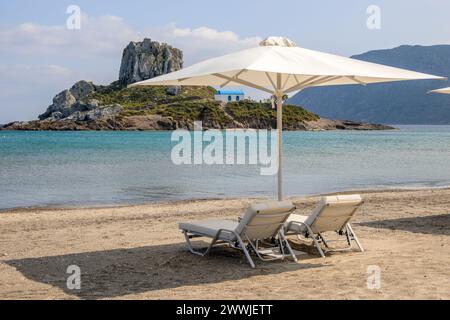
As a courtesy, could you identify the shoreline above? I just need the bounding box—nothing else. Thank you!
[2,185,450,214]
[4,124,450,131]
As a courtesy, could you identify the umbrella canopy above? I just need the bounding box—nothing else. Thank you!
[429,87,450,94]
[130,36,445,201]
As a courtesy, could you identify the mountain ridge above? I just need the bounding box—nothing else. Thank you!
[289,44,450,124]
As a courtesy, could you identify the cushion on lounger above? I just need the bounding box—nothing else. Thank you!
[179,200,295,241]
[179,219,239,241]
[285,214,308,233]
[236,200,295,239]
[322,194,362,205]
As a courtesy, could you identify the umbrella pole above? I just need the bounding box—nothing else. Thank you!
[276,91,283,201]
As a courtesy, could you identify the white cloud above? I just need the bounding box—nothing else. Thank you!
[146,23,262,64]
[0,16,261,64]
[0,14,140,58]
[0,64,72,78]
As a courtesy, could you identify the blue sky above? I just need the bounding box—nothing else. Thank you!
[1,0,450,122]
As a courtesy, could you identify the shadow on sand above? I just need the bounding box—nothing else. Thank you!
[360,214,450,236]
[5,242,323,299]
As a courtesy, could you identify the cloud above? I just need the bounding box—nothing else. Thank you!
[0,64,72,79]
[0,16,261,64]
[146,23,262,64]
[0,14,140,58]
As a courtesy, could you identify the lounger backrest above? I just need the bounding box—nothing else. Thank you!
[236,201,295,240]
[305,195,363,234]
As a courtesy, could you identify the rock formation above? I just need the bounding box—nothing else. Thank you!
[37,38,183,123]
[38,81,98,120]
[37,80,122,122]
[118,38,183,85]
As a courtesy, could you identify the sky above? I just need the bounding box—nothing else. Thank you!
[1,0,450,123]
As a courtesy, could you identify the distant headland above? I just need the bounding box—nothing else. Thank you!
[1,38,393,131]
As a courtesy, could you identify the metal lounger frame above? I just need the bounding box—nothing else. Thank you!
[181,210,298,268]
[285,221,364,258]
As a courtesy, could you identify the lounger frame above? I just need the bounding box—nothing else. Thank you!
[181,209,297,268]
[285,221,364,258]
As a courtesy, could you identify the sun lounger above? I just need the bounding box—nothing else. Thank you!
[284,195,364,257]
[179,201,297,268]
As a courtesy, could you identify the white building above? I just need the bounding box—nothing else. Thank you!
[214,90,245,103]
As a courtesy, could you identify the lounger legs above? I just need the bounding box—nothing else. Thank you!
[279,229,298,262]
[318,233,329,249]
[289,222,363,257]
[248,231,298,263]
[309,234,326,258]
[182,230,256,268]
[182,230,218,256]
[235,235,256,268]
[292,223,326,258]
[182,229,299,268]
[346,223,364,252]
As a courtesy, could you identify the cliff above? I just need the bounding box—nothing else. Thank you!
[119,38,183,85]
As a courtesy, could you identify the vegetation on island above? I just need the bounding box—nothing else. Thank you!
[87,82,320,128]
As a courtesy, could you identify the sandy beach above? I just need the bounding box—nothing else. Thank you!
[0,188,449,300]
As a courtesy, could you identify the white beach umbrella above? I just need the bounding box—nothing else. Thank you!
[131,36,445,201]
[429,87,450,94]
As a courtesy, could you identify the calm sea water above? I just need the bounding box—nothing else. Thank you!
[1,125,449,209]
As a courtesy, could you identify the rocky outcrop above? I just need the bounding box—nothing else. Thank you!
[2,118,121,131]
[120,115,177,130]
[37,38,184,123]
[65,104,122,122]
[303,118,394,131]
[165,86,181,96]
[118,38,183,85]
[37,81,123,123]
[38,81,101,120]
[34,39,183,124]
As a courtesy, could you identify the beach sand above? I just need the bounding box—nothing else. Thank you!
[0,188,449,300]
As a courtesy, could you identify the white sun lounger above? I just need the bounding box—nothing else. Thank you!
[179,201,297,268]
[285,195,364,258]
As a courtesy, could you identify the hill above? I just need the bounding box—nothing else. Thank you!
[0,80,391,131]
[289,45,450,124]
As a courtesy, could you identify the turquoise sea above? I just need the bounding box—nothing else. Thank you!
[1,125,449,209]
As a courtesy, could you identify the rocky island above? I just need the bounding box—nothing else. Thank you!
[1,38,393,131]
